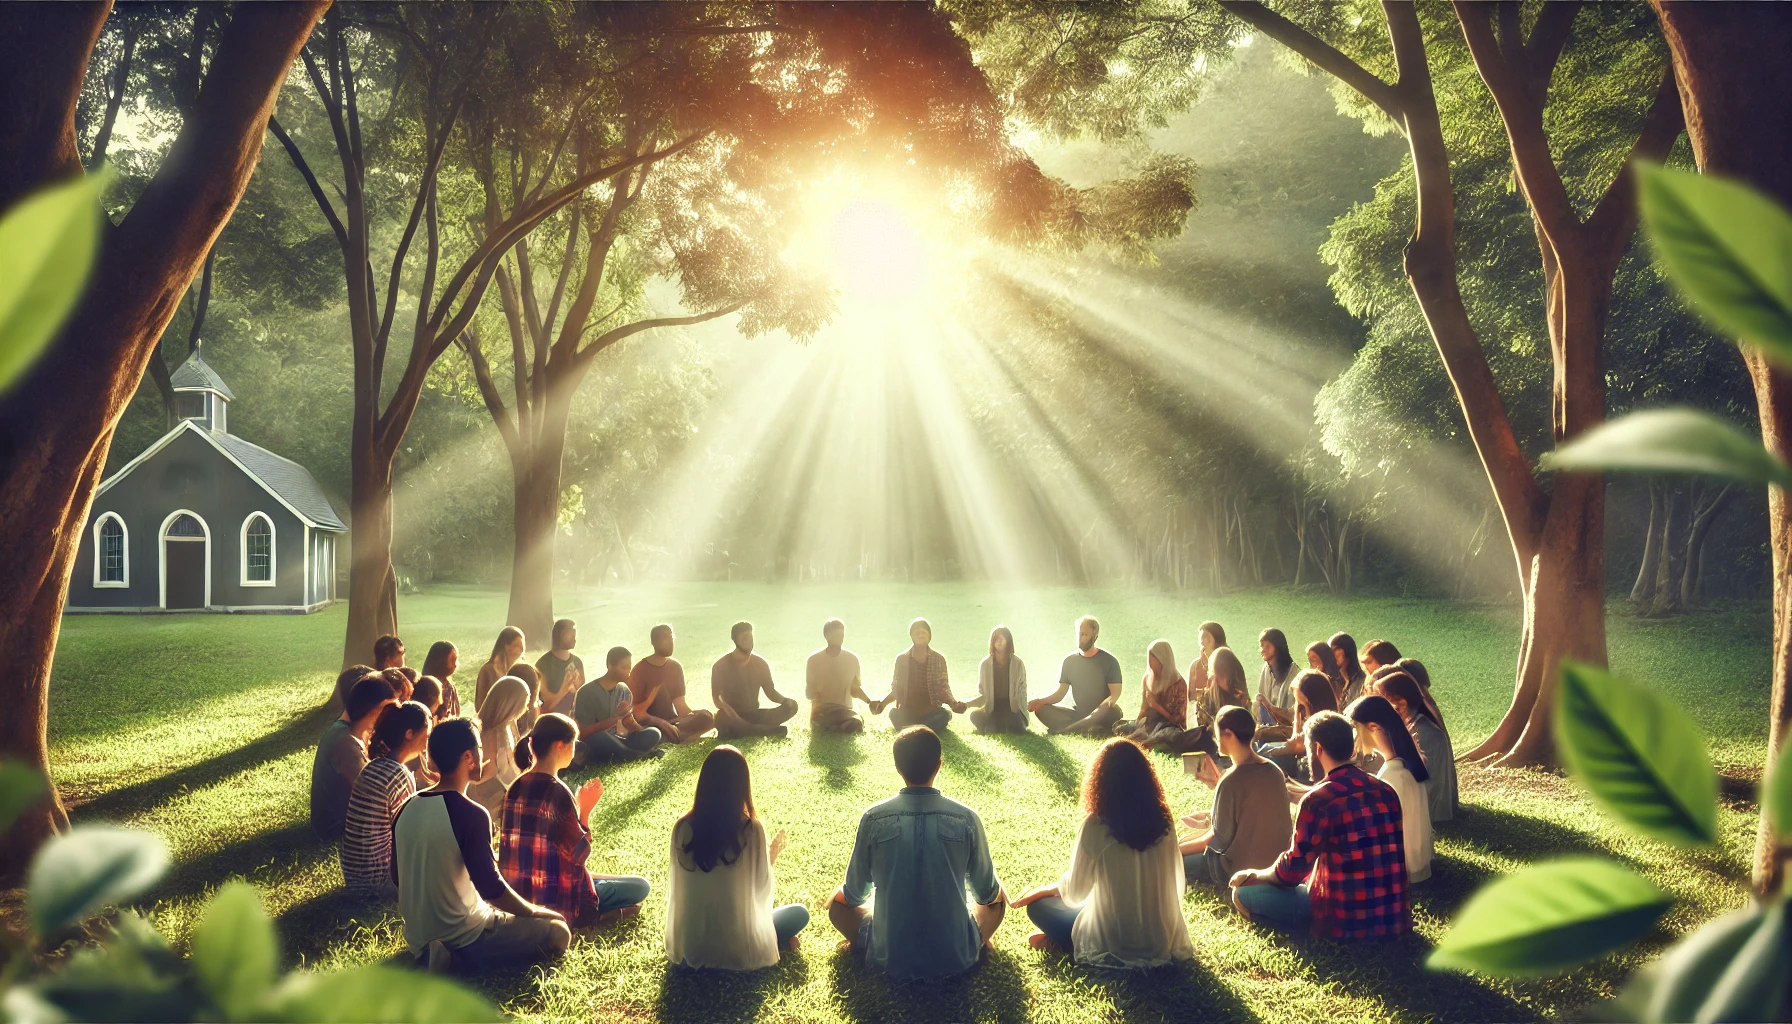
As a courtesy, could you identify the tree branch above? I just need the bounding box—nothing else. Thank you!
[575,303,746,367]
[1522,1,1581,95]
[1218,0,1405,126]
[267,114,349,249]
[458,329,522,456]
[88,19,139,170]
[1456,1,1578,237]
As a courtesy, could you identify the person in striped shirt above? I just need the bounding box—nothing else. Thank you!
[341,701,433,899]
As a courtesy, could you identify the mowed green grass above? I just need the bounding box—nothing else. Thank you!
[45,583,1773,1023]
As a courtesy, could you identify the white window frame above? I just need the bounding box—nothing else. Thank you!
[92,511,129,588]
[158,509,212,610]
[240,511,276,587]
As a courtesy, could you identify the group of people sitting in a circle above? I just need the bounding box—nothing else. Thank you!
[308,614,1459,977]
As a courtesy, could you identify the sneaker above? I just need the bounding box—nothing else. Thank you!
[424,939,453,975]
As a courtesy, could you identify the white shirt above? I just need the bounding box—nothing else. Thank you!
[665,817,780,970]
[1378,757,1433,884]
[1058,814,1194,969]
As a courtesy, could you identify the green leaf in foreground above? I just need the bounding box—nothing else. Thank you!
[27,824,169,938]
[1555,660,1719,847]
[1769,741,1792,844]
[1621,901,1766,1023]
[1638,162,1792,367]
[0,758,49,833]
[1429,856,1672,976]
[0,170,108,394]
[261,965,500,1023]
[1542,408,1792,489]
[192,881,278,1020]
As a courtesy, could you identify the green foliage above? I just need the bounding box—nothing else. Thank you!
[1427,856,1672,975]
[28,825,170,939]
[0,170,108,394]
[1638,162,1792,368]
[1624,900,1792,1024]
[262,965,502,1023]
[0,760,48,833]
[1771,742,1792,844]
[1545,408,1792,488]
[190,882,277,1020]
[1555,660,1718,847]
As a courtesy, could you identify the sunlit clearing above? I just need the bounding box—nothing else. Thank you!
[830,200,928,302]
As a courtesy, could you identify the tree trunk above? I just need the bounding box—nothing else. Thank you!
[505,411,566,644]
[1650,484,1690,617]
[1632,480,1663,606]
[1654,0,1792,895]
[0,0,324,879]
[1681,483,1735,609]
[341,452,397,678]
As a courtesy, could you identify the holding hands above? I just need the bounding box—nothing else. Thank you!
[1009,884,1058,909]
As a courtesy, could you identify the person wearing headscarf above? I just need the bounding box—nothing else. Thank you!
[1114,640,1187,749]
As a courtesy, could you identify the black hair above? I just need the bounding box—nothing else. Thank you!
[370,701,431,760]
[679,745,757,872]
[373,634,404,665]
[413,675,443,709]
[1363,639,1402,666]
[1376,672,1440,727]
[1214,704,1255,746]
[1329,633,1364,683]
[1260,628,1293,676]
[1085,739,1173,853]
[730,621,754,644]
[515,712,578,773]
[1197,621,1227,650]
[1305,710,1357,766]
[1347,695,1430,783]
[347,675,395,721]
[428,717,479,776]
[422,642,457,680]
[606,646,630,668]
[893,726,942,786]
[551,619,576,646]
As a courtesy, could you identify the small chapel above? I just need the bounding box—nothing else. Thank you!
[66,343,347,613]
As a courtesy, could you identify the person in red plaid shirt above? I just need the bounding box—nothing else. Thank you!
[1229,710,1411,941]
[499,713,650,927]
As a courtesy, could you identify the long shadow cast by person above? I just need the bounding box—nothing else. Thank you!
[272,883,404,966]
[806,729,868,791]
[147,823,328,907]
[578,743,710,828]
[1032,948,1264,1024]
[1001,733,1083,801]
[657,950,812,1024]
[827,942,1032,1024]
[937,730,1001,791]
[71,703,339,823]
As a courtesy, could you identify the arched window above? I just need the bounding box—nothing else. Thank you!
[241,512,275,586]
[93,512,128,587]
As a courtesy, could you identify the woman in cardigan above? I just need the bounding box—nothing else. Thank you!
[968,626,1029,733]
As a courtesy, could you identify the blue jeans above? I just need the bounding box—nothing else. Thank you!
[1183,849,1230,887]
[772,903,809,948]
[593,874,651,915]
[1233,880,1312,932]
[1025,895,1080,952]
[577,727,663,763]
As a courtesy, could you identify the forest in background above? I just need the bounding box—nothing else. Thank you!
[95,24,1765,606]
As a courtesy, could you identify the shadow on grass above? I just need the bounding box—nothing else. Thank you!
[1033,949,1263,1024]
[939,731,1001,790]
[1252,924,1541,1023]
[1002,733,1083,801]
[149,823,327,907]
[827,944,1032,1024]
[806,730,868,790]
[580,744,709,827]
[69,703,338,823]
[273,885,401,966]
[657,952,811,1024]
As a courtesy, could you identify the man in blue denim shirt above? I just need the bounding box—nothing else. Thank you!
[829,727,1007,979]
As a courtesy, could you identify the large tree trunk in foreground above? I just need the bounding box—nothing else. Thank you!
[1655,0,1792,897]
[0,0,325,879]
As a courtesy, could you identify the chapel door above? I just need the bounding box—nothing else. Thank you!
[163,513,208,609]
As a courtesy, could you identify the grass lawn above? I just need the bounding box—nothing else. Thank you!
[44,583,1773,1023]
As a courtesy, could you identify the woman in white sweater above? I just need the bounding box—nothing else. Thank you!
[968,626,1029,733]
[1012,738,1194,968]
[1347,694,1434,884]
[665,745,807,970]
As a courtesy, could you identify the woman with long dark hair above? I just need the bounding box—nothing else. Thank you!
[665,746,808,968]
[970,626,1029,733]
[1395,657,1446,728]
[1160,645,1251,755]
[420,641,462,719]
[1254,629,1299,732]
[476,626,526,711]
[1379,671,1456,824]
[1012,739,1193,967]
[1258,670,1340,782]
[1187,621,1226,695]
[499,713,650,926]
[342,701,432,899]
[1347,695,1433,883]
[1306,640,1346,707]
[1329,632,1367,705]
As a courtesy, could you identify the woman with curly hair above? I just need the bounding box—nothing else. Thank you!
[1011,739,1194,968]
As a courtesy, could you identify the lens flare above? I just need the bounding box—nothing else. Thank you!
[830,200,927,302]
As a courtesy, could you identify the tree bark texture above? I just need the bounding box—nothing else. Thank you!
[1654,0,1792,896]
[1632,480,1663,606]
[0,0,326,879]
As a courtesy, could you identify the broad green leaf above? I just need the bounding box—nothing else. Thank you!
[1542,408,1792,489]
[27,824,169,938]
[1628,902,1765,1023]
[1689,898,1790,1023]
[1638,162,1792,367]
[1769,742,1792,844]
[0,759,48,834]
[1556,660,1719,847]
[1429,856,1672,976]
[261,965,501,1023]
[0,170,108,394]
[192,881,278,1020]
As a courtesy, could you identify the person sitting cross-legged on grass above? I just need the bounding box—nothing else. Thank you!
[1346,695,1433,884]
[1179,706,1292,886]
[574,647,664,764]
[1229,710,1411,941]
[712,622,799,739]
[1030,616,1124,736]
[872,618,964,733]
[967,626,1028,734]
[476,626,527,714]
[1113,639,1187,748]
[311,674,398,841]
[1158,646,1251,756]
[666,746,809,969]
[342,700,433,900]
[1257,670,1340,783]
[1378,670,1457,824]
[806,618,873,734]
[1329,633,1368,706]
[534,619,585,720]
[830,727,1007,980]
[1012,738,1194,968]
[629,624,716,743]
[1251,629,1300,741]
[500,713,649,928]
[421,641,463,720]
[396,717,571,976]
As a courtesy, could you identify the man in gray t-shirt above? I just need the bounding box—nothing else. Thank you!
[1028,616,1124,735]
